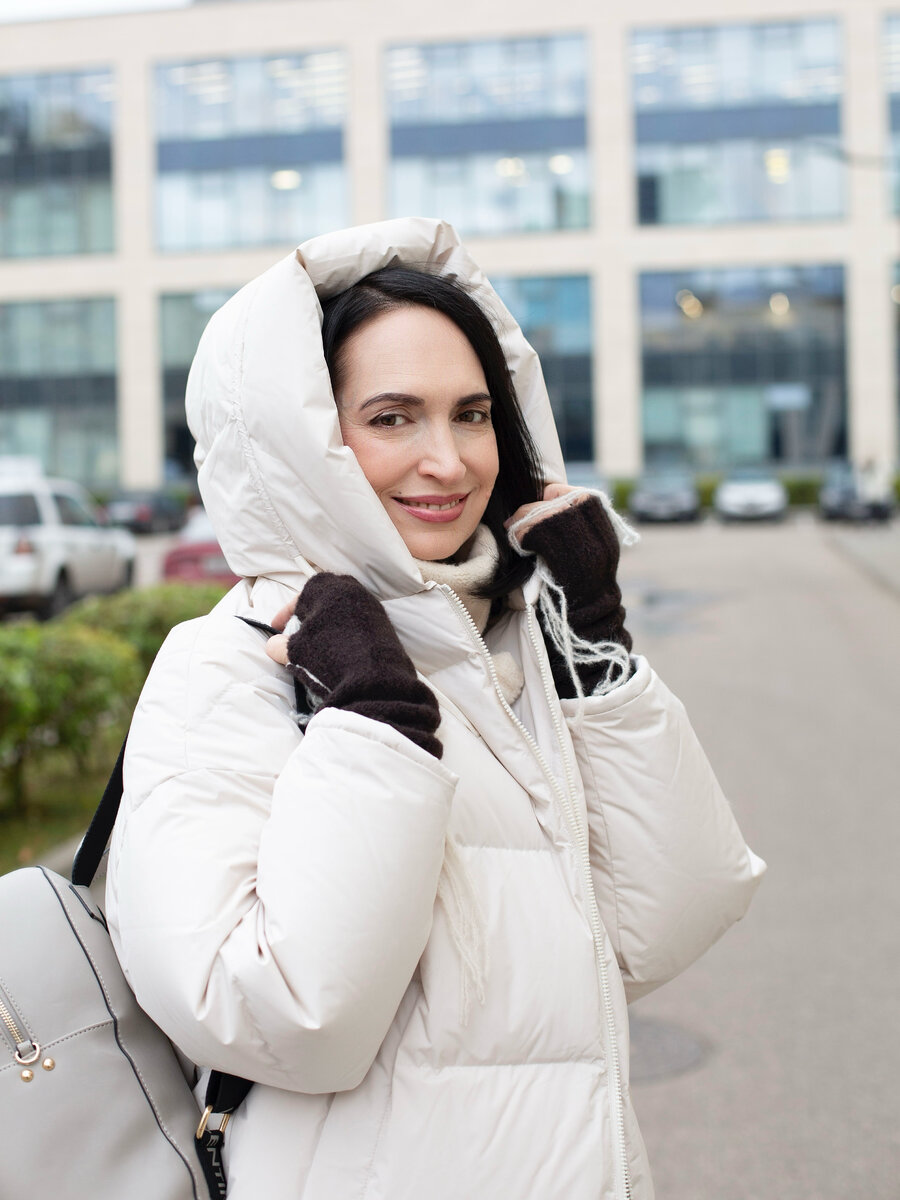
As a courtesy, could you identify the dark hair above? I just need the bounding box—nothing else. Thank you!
[321,267,545,599]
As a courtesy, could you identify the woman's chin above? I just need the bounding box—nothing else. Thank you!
[397,522,474,563]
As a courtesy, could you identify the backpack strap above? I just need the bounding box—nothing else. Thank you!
[195,1071,255,1198]
[70,620,293,1196]
[71,737,127,888]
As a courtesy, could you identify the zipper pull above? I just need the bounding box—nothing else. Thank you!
[16,1039,40,1065]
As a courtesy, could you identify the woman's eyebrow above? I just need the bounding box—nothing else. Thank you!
[359,391,424,411]
[357,391,492,412]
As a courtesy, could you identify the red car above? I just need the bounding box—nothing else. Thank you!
[162,509,239,586]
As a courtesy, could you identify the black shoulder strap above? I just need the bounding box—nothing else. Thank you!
[71,736,127,887]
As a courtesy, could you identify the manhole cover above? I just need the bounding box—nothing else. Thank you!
[629,1015,710,1082]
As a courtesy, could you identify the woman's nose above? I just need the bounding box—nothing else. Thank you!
[417,425,466,483]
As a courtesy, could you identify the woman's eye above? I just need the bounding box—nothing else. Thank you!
[372,412,406,428]
[458,409,491,424]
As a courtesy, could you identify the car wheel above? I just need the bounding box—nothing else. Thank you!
[41,572,74,621]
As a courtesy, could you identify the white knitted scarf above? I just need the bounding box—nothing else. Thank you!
[417,524,524,705]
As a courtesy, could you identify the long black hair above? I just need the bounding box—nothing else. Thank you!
[321,267,545,598]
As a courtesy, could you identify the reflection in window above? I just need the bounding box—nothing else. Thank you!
[632,20,843,224]
[0,69,114,257]
[154,52,347,251]
[392,150,589,236]
[0,298,117,484]
[160,289,236,476]
[387,37,589,236]
[640,266,845,469]
[491,275,592,462]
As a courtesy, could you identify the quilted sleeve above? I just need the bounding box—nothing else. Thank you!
[106,612,456,1093]
[562,656,765,1001]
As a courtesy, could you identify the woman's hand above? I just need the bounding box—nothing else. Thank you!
[507,488,633,699]
[504,483,589,544]
[263,574,443,758]
[264,595,300,667]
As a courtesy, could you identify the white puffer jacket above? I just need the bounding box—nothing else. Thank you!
[106,218,765,1200]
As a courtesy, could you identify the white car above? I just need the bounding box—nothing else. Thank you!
[713,468,788,522]
[0,466,136,619]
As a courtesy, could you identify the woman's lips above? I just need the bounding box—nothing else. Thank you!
[393,493,468,523]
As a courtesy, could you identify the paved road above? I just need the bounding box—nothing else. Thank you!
[617,515,900,1200]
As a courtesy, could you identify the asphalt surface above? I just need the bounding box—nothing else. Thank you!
[618,514,900,1200]
[59,516,900,1195]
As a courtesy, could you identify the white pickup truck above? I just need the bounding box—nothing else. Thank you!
[0,467,135,619]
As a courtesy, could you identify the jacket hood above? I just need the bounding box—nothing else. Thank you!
[186,217,565,601]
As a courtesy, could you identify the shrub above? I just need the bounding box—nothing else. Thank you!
[780,474,823,506]
[611,479,635,512]
[58,582,228,674]
[0,623,141,813]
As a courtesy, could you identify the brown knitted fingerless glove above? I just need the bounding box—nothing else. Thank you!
[519,497,633,699]
[286,573,443,759]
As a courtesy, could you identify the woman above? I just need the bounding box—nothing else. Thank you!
[106,218,764,1200]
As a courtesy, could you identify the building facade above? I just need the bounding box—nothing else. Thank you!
[0,0,898,487]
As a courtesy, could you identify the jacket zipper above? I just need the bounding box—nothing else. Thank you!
[440,586,633,1200]
[0,982,41,1066]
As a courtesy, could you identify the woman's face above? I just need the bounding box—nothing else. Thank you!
[334,305,500,562]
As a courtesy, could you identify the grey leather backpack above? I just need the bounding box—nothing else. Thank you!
[0,741,252,1200]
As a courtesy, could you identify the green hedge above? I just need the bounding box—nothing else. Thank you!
[0,623,142,813]
[58,582,228,673]
[1,583,227,817]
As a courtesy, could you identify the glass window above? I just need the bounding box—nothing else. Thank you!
[0,494,41,526]
[387,36,586,124]
[632,19,843,225]
[391,148,589,238]
[154,52,348,251]
[632,19,841,110]
[639,265,845,469]
[54,492,96,527]
[491,275,593,462]
[0,68,114,257]
[160,289,237,477]
[0,298,117,485]
[387,35,588,237]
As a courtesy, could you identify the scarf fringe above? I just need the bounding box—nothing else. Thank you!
[437,837,488,1026]
[507,487,639,722]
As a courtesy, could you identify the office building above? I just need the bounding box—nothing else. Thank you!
[0,0,897,486]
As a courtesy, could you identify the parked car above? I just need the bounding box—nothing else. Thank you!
[105,488,187,534]
[628,470,700,523]
[162,508,239,586]
[713,468,788,522]
[0,469,136,619]
[818,461,895,522]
